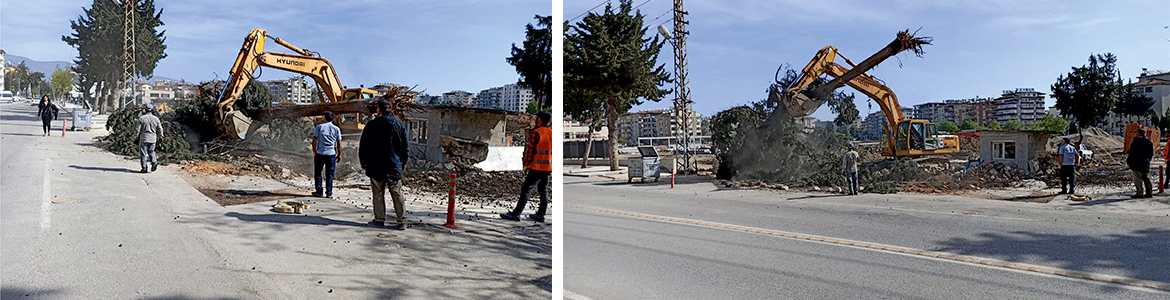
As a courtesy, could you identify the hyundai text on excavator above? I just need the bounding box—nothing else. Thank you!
[772,30,959,157]
[215,29,385,139]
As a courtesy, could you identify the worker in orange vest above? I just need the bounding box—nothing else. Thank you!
[501,111,552,223]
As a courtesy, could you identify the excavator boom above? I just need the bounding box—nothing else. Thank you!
[216,29,380,139]
[772,30,956,157]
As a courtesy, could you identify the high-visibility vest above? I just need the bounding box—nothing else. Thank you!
[529,127,553,172]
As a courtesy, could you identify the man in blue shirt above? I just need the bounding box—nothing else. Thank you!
[312,111,342,198]
[1058,138,1079,194]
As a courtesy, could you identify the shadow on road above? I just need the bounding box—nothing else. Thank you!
[225,212,368,227]
[1,132,45,137]
[69,164,140,174]
[935,228,1170,284]
[0,287,66,299]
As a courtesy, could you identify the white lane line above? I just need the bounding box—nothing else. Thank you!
[563,290,595,300]
[41,160,51,229]
[568,205,1170,292]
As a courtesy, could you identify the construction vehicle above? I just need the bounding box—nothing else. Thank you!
[215,29,383,139]
[773,30,958,157]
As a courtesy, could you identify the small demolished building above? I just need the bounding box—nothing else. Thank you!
[977,129,1060,174]
[404,106,535,171]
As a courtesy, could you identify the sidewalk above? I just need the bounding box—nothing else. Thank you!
[13,111,550,299]
[563,164,627,178]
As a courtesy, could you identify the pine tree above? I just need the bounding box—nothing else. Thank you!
[507,15,551,111]
[565,0,672,170]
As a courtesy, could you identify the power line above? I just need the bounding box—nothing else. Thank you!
[633,0,653,10]
[569,0,610,23]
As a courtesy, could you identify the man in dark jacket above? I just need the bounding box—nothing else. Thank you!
[359,99,411,230]
[1127,128,1155,198]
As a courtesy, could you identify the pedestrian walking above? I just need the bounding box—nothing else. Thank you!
[358,99,410,230]
[1127,128,1155,198]
[501,111,552,223]
[843,143,860,195]
[36,96,58,136]
[311,111,341,198]
[1058,138,1079,194]
[136,104,164,173]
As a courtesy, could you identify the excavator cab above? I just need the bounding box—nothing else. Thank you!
[887,120,958,156]
[333,88,380,130]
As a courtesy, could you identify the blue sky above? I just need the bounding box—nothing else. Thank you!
[2,0,550,95]
[565,0,1170,121]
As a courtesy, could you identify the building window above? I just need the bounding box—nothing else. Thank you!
[408,119,427,144]
[992,141,1016,159]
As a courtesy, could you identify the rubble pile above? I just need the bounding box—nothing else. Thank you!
[1051,127,1125,155]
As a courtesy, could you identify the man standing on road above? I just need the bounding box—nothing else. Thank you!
[501,111,552,223]
[1127,128,1155,198]
[136,104,163,174]
[843,143,860,195]
[311,111,341,198]
[1058,138,1079,194]
[359,100,410,230]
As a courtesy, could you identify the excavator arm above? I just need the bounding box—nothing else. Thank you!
[772,30,955,157]
[216,29,368,139]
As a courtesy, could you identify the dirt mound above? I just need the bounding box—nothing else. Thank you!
[1052,127,1124,156]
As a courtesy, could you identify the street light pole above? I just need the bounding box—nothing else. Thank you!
[659,0,694,173]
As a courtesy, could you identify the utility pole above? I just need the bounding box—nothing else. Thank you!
[121,0,137,108]
[671,0,694,172]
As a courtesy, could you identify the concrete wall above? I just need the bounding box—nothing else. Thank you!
[979,131,1052,174]
[403,107,512,169]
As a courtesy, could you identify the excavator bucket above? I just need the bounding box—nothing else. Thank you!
[218,110,264,140]
[771,89,823,118]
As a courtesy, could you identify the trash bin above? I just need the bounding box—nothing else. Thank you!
[71,109,92,131]
[628,146,661,183]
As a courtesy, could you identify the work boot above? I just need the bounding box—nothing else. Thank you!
[1141,194,1154,198]
[395,222,408,231]
[366,220,386,227]
[499,213,520,221]
[140,169,149,174]
[311,191,323,198]
[1131,194,1145,199]
[151,162,158,172]
[528,214,545,223]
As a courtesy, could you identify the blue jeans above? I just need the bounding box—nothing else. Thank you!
[845,171,858,194]
[139,142,156,171]
[314,154,336,196]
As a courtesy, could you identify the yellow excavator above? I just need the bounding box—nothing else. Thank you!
[215,29,381,139]
[774,30,958,157]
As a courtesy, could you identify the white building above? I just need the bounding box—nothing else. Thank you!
[563,118,608,141]
[1138,69,1170,117]
[441,90,475,106]
[616,107,705,146]
[263,77,314,105]
[994,88,1046,126]
[500,84,534,112]
[1,49,6,92]
[136,83,173,104]
[476,87,502,109]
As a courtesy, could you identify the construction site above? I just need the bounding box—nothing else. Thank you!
[635,29,1166,204]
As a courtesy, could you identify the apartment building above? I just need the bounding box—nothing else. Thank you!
[994,88,1046,126]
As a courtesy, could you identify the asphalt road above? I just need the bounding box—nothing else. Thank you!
[1,103,551,299]
[564,175,1170,299]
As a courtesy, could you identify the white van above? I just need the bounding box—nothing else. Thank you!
[0,91,13,102]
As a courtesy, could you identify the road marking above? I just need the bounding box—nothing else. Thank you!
[41,161,51,229]
[567,204,1170,292]
[563,290,595,300]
